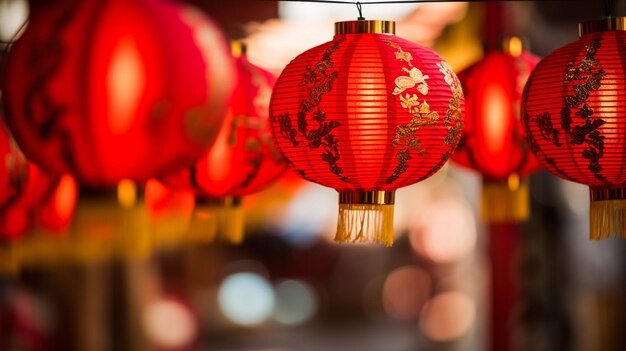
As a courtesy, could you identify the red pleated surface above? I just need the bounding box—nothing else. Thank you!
[2,0,235,186]
[522,31,626,187]
[270,33,464,192]
[163,56,287,197]
[454,51,542,180]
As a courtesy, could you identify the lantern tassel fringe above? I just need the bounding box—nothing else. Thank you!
[335,204,394,247]
[590,199,626,240]
[189,202,245,245]
[481,180,530,223]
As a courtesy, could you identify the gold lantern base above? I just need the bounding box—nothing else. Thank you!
[189,196,245,245]
[335,191,395,247]
[481,176,530,223]
[590,187,626,240]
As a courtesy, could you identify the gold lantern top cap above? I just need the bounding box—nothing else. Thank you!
[580,17,626,36]
[335,20,395,35]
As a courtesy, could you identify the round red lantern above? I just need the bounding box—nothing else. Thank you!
[163,41,286,244]
[269,20,464,246]
[454,45,542,223]
[522,18,626,239]
[2,0,236,186]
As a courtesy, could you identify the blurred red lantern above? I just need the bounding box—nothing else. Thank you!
[269,20,464,246]
[163,42,286,244]
[2,0,236,186]
[0,120,27,209]
[522,18,626,239]
[0,121,68,272]
[0,122,54,241]
[453,44,542,223]
[35,174,78,233]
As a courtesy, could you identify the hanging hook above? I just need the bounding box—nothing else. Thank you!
[356,1,365,20]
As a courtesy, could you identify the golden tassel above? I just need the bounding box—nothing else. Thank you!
[149,213,191,249]
[218,197,245,244]
[481,174,530,223]
[71,181,152,262]
[590,187,626,240]
[189,204,218,244]
[189,197,245,245]
[334,191,395,247]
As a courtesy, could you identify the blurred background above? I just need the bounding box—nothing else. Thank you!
[2,0,626,351]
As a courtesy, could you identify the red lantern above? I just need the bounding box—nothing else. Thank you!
[2,0,236,186]
[453,46,542,222]
[36,174,78,234]
[522,18,626,239]
[163,42,286,244]
[0,121,27,210]
[0,123,55,241]
[269,20,464,246]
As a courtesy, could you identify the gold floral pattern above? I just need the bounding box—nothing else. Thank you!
[383,39,440,184]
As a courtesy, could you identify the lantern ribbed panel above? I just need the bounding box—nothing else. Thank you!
[2,0,235,186]
[455,51,542,180]
[523,31,626,187]
[270,33,464,192]
[522,29,626,238]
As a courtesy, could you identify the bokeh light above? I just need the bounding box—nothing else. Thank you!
[409,196,476,264]
[419,292,476,342]
[272,280,318,326]
[142,297,197,349]
[382,266,431,321]
[277,183,336,247]
[0,0,28,41]
[218,272,276,327]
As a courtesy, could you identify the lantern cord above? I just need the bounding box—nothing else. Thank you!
[356,1,365,20]
[267,0,569,4]
[604,0,614,18]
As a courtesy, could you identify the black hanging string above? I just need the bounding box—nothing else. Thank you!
[604,0,614,18]
[356,1,365,20]
[269,0,559,4]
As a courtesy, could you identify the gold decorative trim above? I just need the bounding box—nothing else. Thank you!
[580,17,626,36]
[335,20,395,35]
[502,37,523,57]
[590,187,626,201]
[195,196,242,207]
[339,191,395,205]
[231,40,247,58]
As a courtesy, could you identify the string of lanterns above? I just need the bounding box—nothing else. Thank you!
[0,0,624,271]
